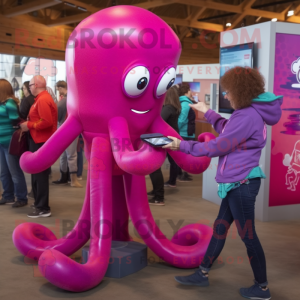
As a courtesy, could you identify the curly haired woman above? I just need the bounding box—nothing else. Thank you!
[164,67,283,300]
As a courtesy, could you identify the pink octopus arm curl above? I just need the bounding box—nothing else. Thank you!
[13,174,91,260]
[150,117,216,174]
[123,173,213,268]
[37,137,112,292]
[108,117,166,176]
[20,115,83,174]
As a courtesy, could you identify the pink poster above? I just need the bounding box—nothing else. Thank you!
[270,33,300,207]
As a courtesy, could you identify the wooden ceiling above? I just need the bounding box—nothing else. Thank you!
[1,0,300,63]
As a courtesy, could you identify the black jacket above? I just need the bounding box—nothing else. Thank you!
[161,104,180,133]
[19,94,35,120]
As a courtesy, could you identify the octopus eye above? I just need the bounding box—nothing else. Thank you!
[123,66,150,97]
[155,67,176,97]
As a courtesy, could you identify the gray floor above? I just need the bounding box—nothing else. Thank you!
[0,161,299,300]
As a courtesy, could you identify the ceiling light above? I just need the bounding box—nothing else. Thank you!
[226,23,231,27]
[287,10,294,17]
[271,18,277,22]
[77,6,87,11]
[64,1,76,8]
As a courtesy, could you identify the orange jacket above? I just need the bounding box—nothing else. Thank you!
[27,90,58,143]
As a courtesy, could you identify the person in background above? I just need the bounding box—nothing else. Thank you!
[20,75,57,218]
[20,81,36,199]
[148,86,181,205]
[164,67,282,300]
[77,134,84,180]
[46,86,57,103]
[52,80,82,188]
[19,81,35,120]
[177,83,196,182]
[0,79,28,208]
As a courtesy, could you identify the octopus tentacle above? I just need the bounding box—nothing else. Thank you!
[20,116,83,174]
[13,175,91,260]
[149,116,216,174]
[37,137,112,292]
[123,173,213,268]
[108,117,166,176]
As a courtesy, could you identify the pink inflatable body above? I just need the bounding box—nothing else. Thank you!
[13,6,215,292]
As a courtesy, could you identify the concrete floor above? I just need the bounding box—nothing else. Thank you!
[0,161,299,300]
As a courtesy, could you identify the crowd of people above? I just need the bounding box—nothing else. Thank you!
[0,75,84,218]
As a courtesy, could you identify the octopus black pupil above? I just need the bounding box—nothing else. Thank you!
[137,77,148,90]
[167,78,175,90]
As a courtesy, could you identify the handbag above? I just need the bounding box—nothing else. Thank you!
[8,129,29,156]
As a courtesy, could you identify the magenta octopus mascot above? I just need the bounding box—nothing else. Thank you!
[13,6,215,292]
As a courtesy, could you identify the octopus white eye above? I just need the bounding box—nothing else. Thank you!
[156,67,176,97]
[123,66,150,97]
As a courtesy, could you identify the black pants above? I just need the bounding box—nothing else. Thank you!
[149,168,164,200]
[29,137,50,210]
[178,136,194,177]
[167,153,178,185]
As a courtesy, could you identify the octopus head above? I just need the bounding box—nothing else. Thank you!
[66,6,181,136]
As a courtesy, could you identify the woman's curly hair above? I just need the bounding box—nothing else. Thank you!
[220,67,265,109]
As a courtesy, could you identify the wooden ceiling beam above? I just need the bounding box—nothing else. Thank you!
[189,7,206,22]
[160,16,224,31]
[228,0,257,29]
[3,0,62,17]
[135,0,176,10]
[176,0,242,14]
[178,27,190,41]
[47,12,90,27]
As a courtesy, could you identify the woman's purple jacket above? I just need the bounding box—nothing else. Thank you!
[179,92,283,183]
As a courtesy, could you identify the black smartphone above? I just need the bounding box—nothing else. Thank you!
[141,133,173,147]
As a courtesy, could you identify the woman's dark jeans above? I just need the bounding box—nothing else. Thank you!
[200,178,268,286]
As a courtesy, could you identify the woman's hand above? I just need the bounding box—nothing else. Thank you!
[189,101,209,114]
[20,122,29,132]
[162,136,181,151]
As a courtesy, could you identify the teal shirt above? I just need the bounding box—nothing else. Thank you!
[0,99,19,146]
[218,166,266,199]
[178,96,195,138]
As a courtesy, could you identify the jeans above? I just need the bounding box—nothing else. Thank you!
[200,178,268,286]
[77,134,84,177]
[167,153,178,185]
[61,137,78,173]
[0,143,28,202]
[29,138,50,210]
[149,168,164,200]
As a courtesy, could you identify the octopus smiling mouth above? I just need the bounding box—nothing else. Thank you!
[131,109,150,114]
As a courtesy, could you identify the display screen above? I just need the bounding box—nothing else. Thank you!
[219,43,254,113]
[145,137,173,146]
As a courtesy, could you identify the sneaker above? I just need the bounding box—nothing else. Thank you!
[164,182,176,188]
[12,201,27,208]
[148,197,165,206]
[174,269,209,287]
[147,190,155,196]
[30,203,35,208]
[240,281,271,300]
[177,175,192,182]
[0,198,15,205]
[27,208,51,218]
[77,176,83,181]
[28,190,34,199]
